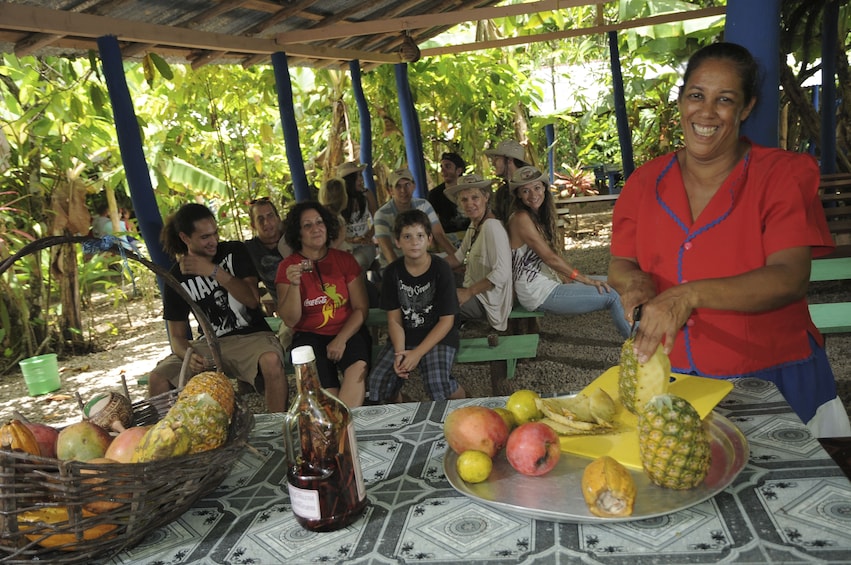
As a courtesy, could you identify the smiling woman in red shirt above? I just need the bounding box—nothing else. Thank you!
[608,42,851,438]
[276,201,370,408]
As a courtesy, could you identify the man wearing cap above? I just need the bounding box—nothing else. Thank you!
[374,167,461,270]
[485,139,530,223]
[428,152,470,239]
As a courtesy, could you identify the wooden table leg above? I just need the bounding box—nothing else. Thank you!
[490,360,512,396]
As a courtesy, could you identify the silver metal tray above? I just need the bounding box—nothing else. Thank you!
[444,411,748,523]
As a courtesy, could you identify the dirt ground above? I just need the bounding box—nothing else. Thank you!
[2,207,850,429]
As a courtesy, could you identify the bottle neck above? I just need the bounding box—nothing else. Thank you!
[294,360,322,395]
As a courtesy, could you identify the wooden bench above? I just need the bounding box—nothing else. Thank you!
[809,256,851,334]
[820,172,851,258]
[554,193,620,236]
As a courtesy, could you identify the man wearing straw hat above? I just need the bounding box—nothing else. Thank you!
[485,139,530,223]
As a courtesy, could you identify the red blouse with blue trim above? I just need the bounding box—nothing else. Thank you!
[611,141,834,377]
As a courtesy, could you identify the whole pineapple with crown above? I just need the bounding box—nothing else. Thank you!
[637,394,711,489]
[179,371,235,420]
[619,338,670,415]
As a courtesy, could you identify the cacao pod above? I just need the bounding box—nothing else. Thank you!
[0,419,42,457]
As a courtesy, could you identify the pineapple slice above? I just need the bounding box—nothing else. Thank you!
[618,337,670,415]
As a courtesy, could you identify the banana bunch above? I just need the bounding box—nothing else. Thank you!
[535,388,618,435]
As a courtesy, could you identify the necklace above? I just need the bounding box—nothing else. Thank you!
[463,209,490,266]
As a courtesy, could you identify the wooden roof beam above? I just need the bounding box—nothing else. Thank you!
[0,2,398,64]
[276,0,608,44]
[421,6,726,57]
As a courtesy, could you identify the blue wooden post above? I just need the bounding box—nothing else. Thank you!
[97,35,169,269]
[810,86,820,155]
[545,123,555,185]
[271,52,310,201]
[820,0,839,174]
[394,63,427,197]
[608,31,635,182]
[349,60,376,194]
[725,0,782,147]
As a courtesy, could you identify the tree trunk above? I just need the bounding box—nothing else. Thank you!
[56,242,85,353]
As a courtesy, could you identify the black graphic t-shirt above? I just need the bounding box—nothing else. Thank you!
[163,240,270,338]
[380,254,459,350]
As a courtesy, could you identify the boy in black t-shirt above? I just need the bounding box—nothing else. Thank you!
[367,210,466,402]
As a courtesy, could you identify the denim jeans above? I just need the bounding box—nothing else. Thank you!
[538,275,631,338]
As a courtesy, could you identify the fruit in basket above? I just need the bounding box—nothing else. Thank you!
[168,392,230,453]
[80,457,127,514]
[444,406,509,458]
[581,456,637,517]
[56,421,113,461]
[456,450,493,484]
[619,337,670,415]
[20,421,59,459]
[505,389,543,424]
[131,418,191,462]
[505,422,560,476]
[179,370,235,419]
[18,506,118,550]
[0,419,42,457]
[85,391,134,433]
[638,394,711,490]
[104,426,150,463]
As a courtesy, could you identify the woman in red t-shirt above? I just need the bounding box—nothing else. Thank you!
[609,42,849,437]
[276,201,370,408]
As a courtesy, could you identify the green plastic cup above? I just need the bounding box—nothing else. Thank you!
[19,353,61,396]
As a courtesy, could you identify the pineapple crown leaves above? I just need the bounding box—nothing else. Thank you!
[643,393,697,416]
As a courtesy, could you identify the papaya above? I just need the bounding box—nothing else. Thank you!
[581,455,637,518]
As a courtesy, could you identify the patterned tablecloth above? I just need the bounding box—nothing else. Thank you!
[105,378,851,564]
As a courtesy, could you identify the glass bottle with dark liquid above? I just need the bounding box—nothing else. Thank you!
[283,345,367,531]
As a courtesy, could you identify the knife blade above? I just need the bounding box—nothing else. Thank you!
[629,305,642,338]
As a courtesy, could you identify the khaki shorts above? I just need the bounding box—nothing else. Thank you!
[154,331,284,392]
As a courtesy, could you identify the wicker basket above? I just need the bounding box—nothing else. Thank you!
[0,236,255,563]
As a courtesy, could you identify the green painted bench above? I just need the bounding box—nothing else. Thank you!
[809,257,851,334]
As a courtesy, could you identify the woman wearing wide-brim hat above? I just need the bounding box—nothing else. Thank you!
[507,165,631,337]
[445,174,512,331]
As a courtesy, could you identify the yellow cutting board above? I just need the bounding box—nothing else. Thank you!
[558,367,734,470]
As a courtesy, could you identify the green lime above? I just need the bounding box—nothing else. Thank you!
[456,450,493,483]
[506,389,542,424]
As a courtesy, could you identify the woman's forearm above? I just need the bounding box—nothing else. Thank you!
[277,284,303,327]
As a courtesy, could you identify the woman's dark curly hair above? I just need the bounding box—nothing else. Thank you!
[283,201,339,251]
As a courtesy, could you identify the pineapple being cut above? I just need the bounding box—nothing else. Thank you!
[638,394,711,490]
[618,337,670,415]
